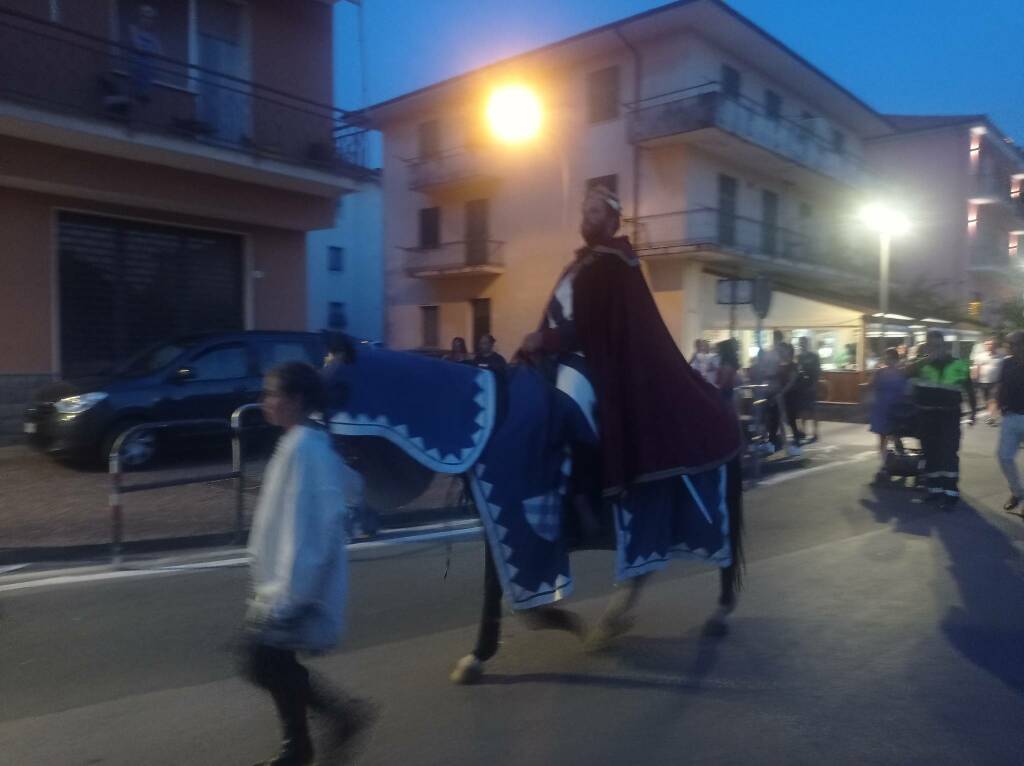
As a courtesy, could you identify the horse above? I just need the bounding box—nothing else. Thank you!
[325,346,743,684]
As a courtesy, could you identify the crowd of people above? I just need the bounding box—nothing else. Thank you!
[867,330,1024,511]
[691,331,822,458]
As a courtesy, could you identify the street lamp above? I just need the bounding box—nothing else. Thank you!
[486,85,543,145]
[859,203,911,361]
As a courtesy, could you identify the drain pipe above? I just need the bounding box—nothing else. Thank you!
[615,26,642,242]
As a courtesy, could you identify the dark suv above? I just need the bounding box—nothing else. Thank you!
[24,331,326,467]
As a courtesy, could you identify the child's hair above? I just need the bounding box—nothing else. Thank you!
[884,347,900,365]
[268,361,328,414]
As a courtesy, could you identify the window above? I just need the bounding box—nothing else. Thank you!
[465,199,489,266]
[586,175,619,195]
[418,119,440,158]
[765,89,782,120]
[722,65,741,99]
[419,207,441,249]
[717,174,738,247]
[327,302,347,330]
[421,306,439,348]
[761,190,779,255]
[832,128,846,155]
[189,344,248,381]
[260,340,314,372]
[471,298,491,351]
[327,246,344,273]
[587,66,620,123]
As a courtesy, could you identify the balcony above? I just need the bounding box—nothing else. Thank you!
[406,146,498,194]
[403,240,505,279]
[627,207,871,277]
[628,85,866,187]
[0,9,371,191]
[968,240,1015,275]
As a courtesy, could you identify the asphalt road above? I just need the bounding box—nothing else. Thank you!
[1,424,1022,765]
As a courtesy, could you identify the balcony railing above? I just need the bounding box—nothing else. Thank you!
[627,207,871,276]
[406,146,496,192]
[0,8,371,178]
[628,84,866,187]
[403,240,505,278]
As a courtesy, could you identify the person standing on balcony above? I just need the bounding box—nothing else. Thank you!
[910,330,976,508]
[242,362,374,765]
[127,4,162,104]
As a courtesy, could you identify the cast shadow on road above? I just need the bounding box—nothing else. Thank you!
[861,485,1024,695]
[477,620,738,693]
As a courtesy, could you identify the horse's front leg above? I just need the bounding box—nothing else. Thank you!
[587,573,650,650]
[450,542,502,684]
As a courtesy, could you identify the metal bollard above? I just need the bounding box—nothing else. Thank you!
[108,447,124,568]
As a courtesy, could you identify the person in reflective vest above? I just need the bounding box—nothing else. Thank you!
[911,330,976,507]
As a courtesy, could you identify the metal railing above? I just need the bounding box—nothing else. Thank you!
[0,8,371,178]
[405,146,495,191]
[107,403,266,566]
[626,207,872,275]
[403,240,506,276]
[628,83,867,187]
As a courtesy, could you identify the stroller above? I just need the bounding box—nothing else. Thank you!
[880,397,924,487]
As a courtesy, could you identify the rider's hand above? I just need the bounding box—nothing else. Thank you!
[520,331,544,354]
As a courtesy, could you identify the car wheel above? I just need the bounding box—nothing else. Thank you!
[103,421,158,469]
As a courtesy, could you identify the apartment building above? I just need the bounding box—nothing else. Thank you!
[366,0,901,372]
[867,115,1024,325]
[0,0,371,441]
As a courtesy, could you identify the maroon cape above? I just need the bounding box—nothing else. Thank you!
[539,237,741,496]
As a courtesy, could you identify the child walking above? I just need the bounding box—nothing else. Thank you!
[241,361,372,765]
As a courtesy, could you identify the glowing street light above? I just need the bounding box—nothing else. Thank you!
[486,85,542,145]
[859,203,911,355]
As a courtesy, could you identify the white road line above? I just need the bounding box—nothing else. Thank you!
[755,450,877,487]
[0,524,484,593]
[0,564,29,575]
[1,450,874,592]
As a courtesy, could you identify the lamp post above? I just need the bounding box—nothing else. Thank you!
[859,203,910,363]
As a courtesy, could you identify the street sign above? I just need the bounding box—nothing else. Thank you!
[716,278,753,305]
[753,276,773,319]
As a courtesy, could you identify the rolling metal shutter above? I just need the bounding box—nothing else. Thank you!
[58,212,243,378]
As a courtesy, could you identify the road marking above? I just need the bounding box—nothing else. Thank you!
[0,524,484,593]
[1,450,874,592]
[754,450,877,487]
[0,564,29,575]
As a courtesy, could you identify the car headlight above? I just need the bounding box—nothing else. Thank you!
[54,392,108,414]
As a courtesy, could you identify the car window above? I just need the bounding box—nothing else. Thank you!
[117,340,198,377]
[260,340,315,371]
[189,344,249,381]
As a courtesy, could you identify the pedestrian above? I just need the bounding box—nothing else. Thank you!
[996,331,1024,513]
[972,337,1004,426]
[910,329,976,508]
[473,333,507,374]
[689,339,719,385]
[796,336,822,442]
[242,361,373,765]
[715,338,741,407]
[444,337,471,364]
[869,348,906,483]
[767,343,803,456]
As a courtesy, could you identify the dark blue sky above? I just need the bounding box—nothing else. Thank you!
[335,0,1024,139]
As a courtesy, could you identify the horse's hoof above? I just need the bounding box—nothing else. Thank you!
[585,615,636,652]
[450,654,483,685]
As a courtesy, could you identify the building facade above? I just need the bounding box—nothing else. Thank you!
[866,115,1024,325]
[306,178,385,342]
[367,0,894,369]
[0,0,370,441]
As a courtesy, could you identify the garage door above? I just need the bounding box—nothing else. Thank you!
[58,212,244,378]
